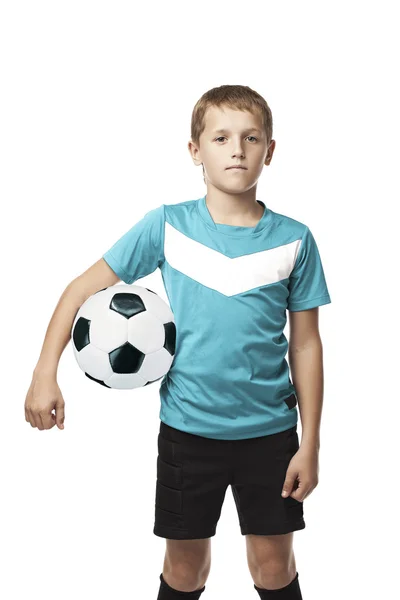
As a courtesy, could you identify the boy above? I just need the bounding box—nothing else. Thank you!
[25,85,331,599]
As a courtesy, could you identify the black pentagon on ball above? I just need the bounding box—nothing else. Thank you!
[109,292,146,319]
[85,372,111,387]
[73,317,91,351]
[109,341,145,374]
[164,321,176,355]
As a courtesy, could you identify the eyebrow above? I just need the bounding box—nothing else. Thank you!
[212,127,261,134]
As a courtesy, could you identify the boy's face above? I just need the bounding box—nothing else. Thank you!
[189,105,275,191]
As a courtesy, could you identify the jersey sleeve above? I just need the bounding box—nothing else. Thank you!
[102,204,165,284]
[287,226,331,311]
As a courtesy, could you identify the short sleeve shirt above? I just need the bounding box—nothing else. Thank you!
[102,195,331,440]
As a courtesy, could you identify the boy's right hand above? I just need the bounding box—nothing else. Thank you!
[25,373,65,430]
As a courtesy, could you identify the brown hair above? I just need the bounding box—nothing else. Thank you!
[191,84,273,147]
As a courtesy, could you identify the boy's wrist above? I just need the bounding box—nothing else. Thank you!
[300,435,320,452]
[33,363,58,378]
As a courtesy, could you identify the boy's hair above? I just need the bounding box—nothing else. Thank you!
[190,84,273,182]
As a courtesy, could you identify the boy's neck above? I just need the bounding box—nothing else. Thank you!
[205,190,264,227]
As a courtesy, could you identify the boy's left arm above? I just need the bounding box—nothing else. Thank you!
[282,307,324,501]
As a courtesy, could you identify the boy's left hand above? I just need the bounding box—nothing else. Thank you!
[281,445,319,502]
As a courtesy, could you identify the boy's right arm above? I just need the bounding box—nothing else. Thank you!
[25,258,120,431]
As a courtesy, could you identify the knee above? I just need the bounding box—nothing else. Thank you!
[163,560,211,592]
[253,558,296,591]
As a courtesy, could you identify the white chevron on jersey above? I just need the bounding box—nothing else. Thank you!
[164,221,302,296]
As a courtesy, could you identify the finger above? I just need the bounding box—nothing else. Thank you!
[281,472,297,497]
[26,408,36,428]
[31,408,43,429]
[39,412,54,430]
[25,408,32,425]
[56,404,65,429]
[291,482,308,502]
[32,411,44,430]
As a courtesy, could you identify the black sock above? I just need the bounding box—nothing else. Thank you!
[254,571,303,598]
[157,573,206,599]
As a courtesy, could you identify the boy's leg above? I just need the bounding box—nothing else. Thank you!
[162,538,211,591]
[246,532,296,589]
[246,533,302,598]
[157,538,210,598]
[228,426,305,597]
[154,421,229,597]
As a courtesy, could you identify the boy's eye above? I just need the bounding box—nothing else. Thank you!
[214,136,258,143]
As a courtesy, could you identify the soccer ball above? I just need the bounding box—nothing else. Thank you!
[71,284,176,389]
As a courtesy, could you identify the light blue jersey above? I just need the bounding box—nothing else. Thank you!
[102,195,331,440]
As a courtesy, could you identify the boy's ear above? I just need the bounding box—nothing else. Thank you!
[188,140,202,166]
[265,139,276,165]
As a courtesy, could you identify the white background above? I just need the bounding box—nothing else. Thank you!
[1,1,398,598]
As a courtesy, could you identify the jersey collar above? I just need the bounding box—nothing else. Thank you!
[197,194,271,237]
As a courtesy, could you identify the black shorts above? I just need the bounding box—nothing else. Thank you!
[153,420,306,540]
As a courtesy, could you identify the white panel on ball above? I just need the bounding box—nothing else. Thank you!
[127,311,165,354]
[76,344,114,381]
[139,347,174,381]
[105,371,148,390]
[90,309,128,353]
